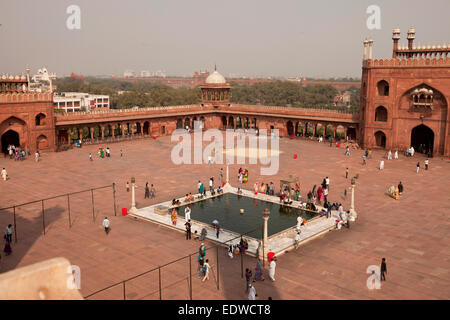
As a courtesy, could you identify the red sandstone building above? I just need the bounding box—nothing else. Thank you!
[0,28,448,156]
[360,27,449,156]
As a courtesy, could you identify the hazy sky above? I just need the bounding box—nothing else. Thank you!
[1,0,449,78]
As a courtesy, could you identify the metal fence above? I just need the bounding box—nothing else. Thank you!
[0,183,117,243]
[84,228,261,300]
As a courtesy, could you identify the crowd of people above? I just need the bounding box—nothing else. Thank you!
[4,144,40,162]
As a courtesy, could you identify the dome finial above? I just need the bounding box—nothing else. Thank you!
[214,63,217,71]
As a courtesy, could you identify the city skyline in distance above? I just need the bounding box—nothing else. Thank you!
[1,0,449,78]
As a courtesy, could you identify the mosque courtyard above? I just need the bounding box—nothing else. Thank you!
[0,134,449,300]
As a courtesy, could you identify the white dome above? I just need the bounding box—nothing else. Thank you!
[205,70,226,84]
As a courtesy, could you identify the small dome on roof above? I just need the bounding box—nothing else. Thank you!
[205,70,226,84]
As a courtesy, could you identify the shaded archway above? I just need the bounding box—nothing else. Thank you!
[176,119,183,129]
[143,121,150,135]
[374,131,386,148]
[377,80,389,96]
[36,135,48,150]
[236,116,242,129]
[286,121,294,136]
[315,123,324,137]
[347,127,357,140]
[221,116,227,130]
[1,130,20,154]
[199,116,206,130]
[185,118,191,129]
[375,106,388,122]
[35,113,46,126]
[228,116,234,129]
[411,125,434,155]
[295,122,303,136]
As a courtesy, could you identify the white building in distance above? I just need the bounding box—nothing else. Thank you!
[53,92,110,112]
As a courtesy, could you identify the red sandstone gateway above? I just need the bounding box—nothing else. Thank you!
[1,29,449,156]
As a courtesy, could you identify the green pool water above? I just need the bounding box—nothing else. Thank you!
[178,193,318,238]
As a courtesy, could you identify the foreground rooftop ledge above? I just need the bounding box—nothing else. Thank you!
[129,186,348,257]
[0,257,83,300]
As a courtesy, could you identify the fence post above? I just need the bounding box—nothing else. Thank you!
[112,183,117,216]
[158,267,162,300]
[41,200,45,235]
[67,194,71,228]
[91,189,95,222]
[13,206,17,243]
[240,250,244,279]
[262,224,265,268]
[189,255,192,300]
[216,246,220,290]
[123,281,126,300]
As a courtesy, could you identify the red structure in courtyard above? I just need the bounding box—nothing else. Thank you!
[360,27,450,156]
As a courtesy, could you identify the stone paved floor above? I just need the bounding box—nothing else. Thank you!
[0,134,449,299]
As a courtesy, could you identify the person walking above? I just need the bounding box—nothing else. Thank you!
[387,150,392,160]
[425,159,429,170]
[35,151,39,162]
[394,150,398,159]
[398,181,403,195]
[219,168,224,184]
[253,259,264,282]
[3,239,12,256]
[216,224,220,239]
[5,224,13,243]
[185,220,191,240]
[362,155,366,165]
[202,259,211,282]
[245,268,252,293]
[380,258,387,281]
[294,231,301,249]
[198,254,204,278]
[416,162,420,173]
[171,208,177,226]
[1,168,7,181]
[209,177,214,193]
[102,217,110,235]
[150,184,156,198]
[144,182,150,198]
[199,243,206,259]
[379,160,384,170]
[89,153,93,161]
[248,284,257,300]
[269,258,276,281]
[345,168,349,179]
[325,177,330,191]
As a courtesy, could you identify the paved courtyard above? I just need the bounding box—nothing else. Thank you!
[0,134,449,299]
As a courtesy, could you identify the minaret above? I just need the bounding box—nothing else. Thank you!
[26,67,31,91]
[368,38,374,60]
[407,27,415,50]
[363,38,369,60]
[392,27,400,58]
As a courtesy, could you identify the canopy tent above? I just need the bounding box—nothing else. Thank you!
[279,175,300,199]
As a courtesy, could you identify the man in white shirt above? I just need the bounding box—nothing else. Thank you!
[294,231,301,249]
[248,284,257,300]
[325,177,330,190]
[102,217,110,235]
[185,206,191,221]
[1,168,7,181]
